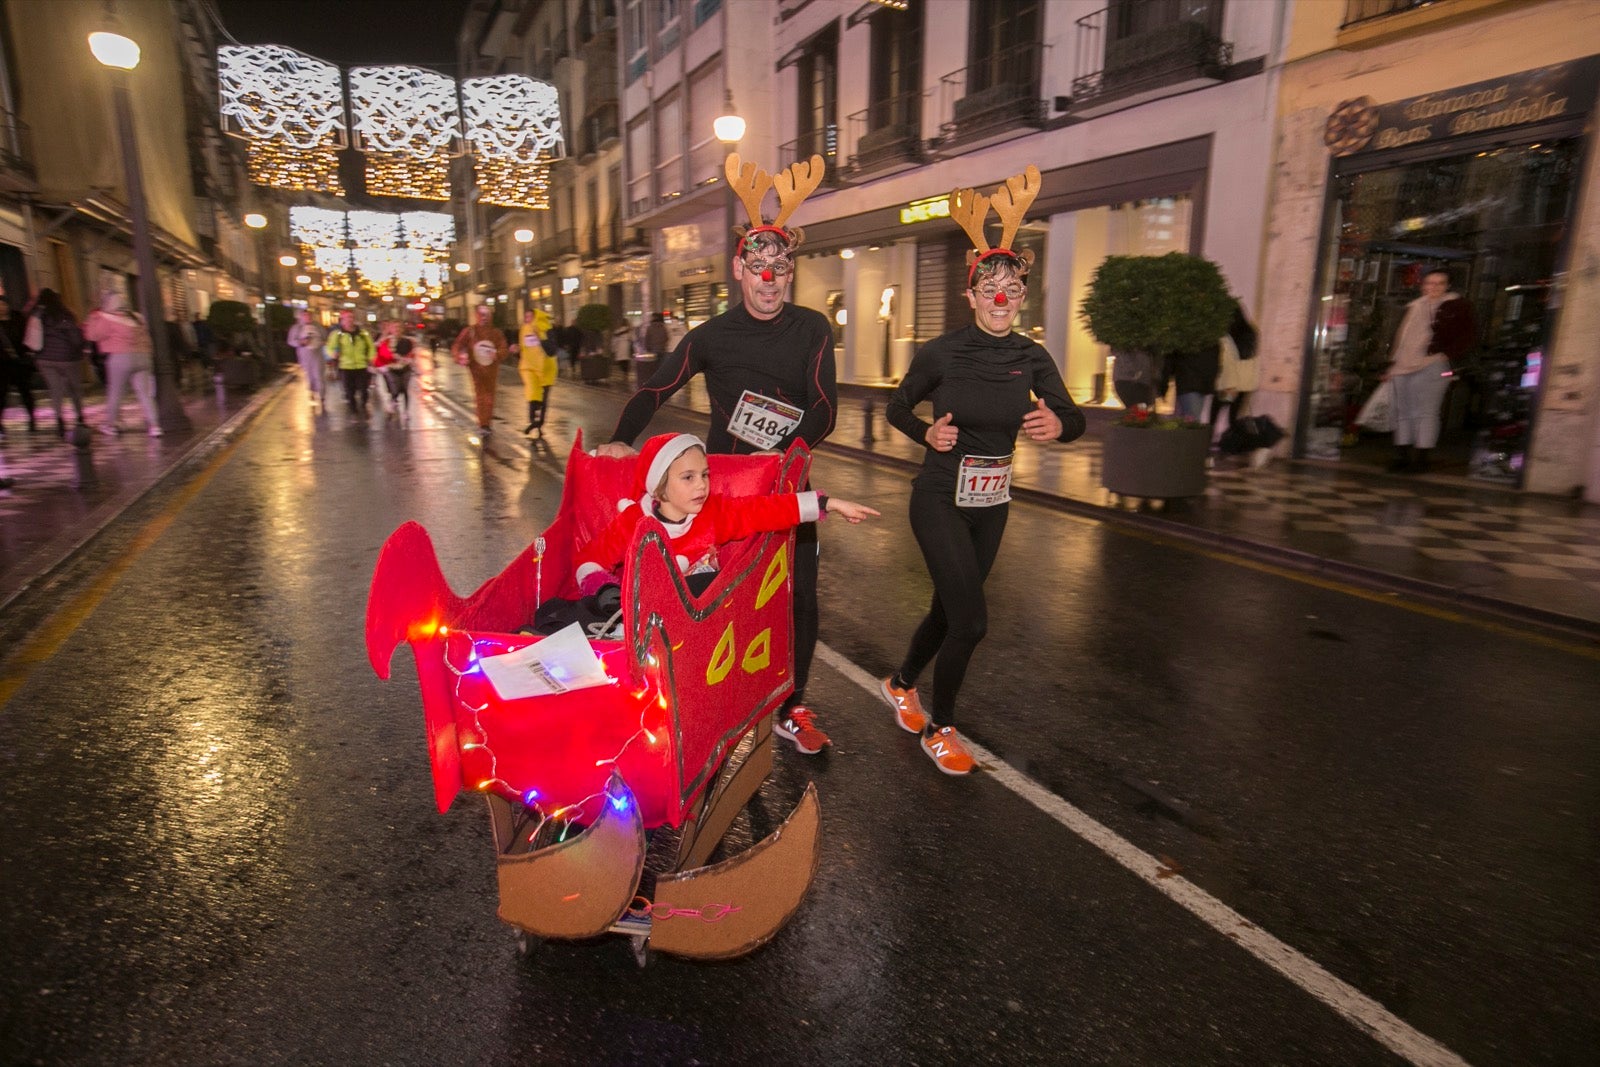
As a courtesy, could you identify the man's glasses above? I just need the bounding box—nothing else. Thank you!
[743,257,794,277]
[974,283,1026,302]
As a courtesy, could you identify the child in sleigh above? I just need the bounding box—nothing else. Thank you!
[574,432,878,605]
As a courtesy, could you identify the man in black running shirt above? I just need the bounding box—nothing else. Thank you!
[598,158,837,755]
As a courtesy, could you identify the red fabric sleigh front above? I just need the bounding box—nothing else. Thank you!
[366,432,809,826]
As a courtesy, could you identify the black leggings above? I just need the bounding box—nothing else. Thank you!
[898,489,1009,727]
[785,520,819,711]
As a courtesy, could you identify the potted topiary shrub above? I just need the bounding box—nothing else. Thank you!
[574,302,613,382]
[1080,252,1235,499]
[208,300,263,388]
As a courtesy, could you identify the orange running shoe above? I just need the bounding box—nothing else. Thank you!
[921,727,975,775]
[879,677,928,733]
[774,706,831,754]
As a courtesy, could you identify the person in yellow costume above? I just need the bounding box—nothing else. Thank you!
[517,307,559,438]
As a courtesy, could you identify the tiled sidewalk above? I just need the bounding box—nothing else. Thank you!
[815,391,1600,633]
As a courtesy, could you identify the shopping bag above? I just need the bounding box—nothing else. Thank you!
[1356,380,1394,433]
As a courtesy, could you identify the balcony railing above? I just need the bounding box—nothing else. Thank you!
[1070,1,1230,111]
[936,41,1047,146]
[580,105,620,156]
[551,229,578,258]
[1341,0,1436,28]
[778,128,839,183]
[846,89,924,174]
[0,108,37,188]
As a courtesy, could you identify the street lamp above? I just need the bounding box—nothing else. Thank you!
[90,22,190,432]
[715,89,744,310]
[243,213,268,230]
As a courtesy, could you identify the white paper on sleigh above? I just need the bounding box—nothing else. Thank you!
[479,623,612,700]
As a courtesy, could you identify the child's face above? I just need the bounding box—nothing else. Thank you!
[656,447,710,521]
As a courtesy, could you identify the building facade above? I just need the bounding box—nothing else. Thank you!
[1256,0,1600,498]
[618,0,1281,395]
[450,0,639,337]
[0,0,255,329]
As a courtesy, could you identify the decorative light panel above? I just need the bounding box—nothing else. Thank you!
[349,65,461,201]
[218,45,347,194]
[400,211,455,255]
[461,75,564,209]
[288,206,347,249]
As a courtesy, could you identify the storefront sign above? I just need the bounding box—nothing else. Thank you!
[899,195,949,225]
[1324,56,1600,157]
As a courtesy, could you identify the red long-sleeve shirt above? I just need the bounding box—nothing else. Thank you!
[575,491,821,584]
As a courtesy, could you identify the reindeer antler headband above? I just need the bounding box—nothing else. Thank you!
[725,152,827,255]
[950,165,1042,292]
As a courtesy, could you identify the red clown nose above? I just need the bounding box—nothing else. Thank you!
[761,269,773,282]
[993,291,1008,306]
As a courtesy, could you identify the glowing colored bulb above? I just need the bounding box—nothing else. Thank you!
[610,792,630,812]
[475,779,492,791]
[644,728,658,745]
[522,788,540,804]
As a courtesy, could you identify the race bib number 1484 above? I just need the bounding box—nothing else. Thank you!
[728,390,803,450]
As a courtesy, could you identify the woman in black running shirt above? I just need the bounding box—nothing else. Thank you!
[881,167,1086,775]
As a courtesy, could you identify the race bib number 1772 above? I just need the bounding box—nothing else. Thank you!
[956,454,1013,508]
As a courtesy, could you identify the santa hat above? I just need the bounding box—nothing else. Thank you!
[636,433,705,499]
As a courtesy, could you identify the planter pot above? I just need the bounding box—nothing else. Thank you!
[1101,423,1210,499]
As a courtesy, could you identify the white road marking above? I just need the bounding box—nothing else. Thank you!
[815,642,1472,1067]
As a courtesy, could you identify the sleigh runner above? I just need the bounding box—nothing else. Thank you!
[365,434,821,960]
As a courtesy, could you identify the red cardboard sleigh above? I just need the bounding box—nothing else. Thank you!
[365,434,820,961]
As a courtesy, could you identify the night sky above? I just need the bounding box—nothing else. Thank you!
[214,0,475,73]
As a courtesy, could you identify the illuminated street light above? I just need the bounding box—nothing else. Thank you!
[714,89,744,309]
[278,253,298,266]
[454,261,471,273]
[346,290,360,298]
[513,227,534,243]
[92,21,189,432]
[244,212,268,229]
[713,89,745,144]
[309,283,323,292]
[294,273,311,284]
[87,31,139,70]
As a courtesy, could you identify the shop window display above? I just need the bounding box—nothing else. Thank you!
[1304,140,1580,482]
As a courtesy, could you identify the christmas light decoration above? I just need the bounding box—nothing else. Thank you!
[218,44,346,193]
[349,65,460,201]
[461,75,563,209]
[288,206,346,248]
[289,208,456,299]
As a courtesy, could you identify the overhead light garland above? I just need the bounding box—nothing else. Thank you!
[289,207,456,299]
[462,75,564,209]
[218,44,347,194]
[349,65,461,201]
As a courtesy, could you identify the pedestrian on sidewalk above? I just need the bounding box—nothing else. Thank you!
[639,311,668,390]
[1382,267,1475,474]
[597,151,839,756]
[371,329,415,427]
[82,291,162,438]
[24,289,86,437]
[0,295,37,434]
[1209,299,1259,445]
[451,304,507,436]
[880,165,1086,776]
[324,310,375,419]
[286,309,326,410]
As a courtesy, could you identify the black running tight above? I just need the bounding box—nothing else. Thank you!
[786,520,820,711]
[897,489,1009,727]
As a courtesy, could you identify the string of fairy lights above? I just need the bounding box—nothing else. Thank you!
[218,44,563,209]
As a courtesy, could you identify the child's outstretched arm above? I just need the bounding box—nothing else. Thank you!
[822,497,879,524]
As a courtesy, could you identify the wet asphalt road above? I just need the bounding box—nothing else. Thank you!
[1,361,1596,1066]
